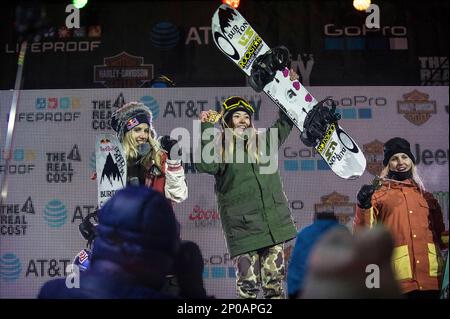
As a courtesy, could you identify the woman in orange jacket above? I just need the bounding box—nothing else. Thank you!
[354,137,446,298]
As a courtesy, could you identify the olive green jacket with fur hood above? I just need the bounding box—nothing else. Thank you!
[195,112,297,257]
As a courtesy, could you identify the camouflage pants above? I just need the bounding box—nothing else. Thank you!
[233,244,285,299]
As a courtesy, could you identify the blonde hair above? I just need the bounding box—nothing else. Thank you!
[111,101,153,142]
[380,164,426,191]
[122,129,164,170]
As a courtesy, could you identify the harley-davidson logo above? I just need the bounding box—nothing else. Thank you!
[94,52,154,88]
[397,90,436,125]
[363,139,384,176]
[315,191,355,225]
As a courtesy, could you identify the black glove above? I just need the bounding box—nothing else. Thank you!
[159,135,182,160]
[173,241,207,299]
[78,210,98,247]
[357,185,375,209]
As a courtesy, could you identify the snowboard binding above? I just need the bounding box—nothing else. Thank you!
[78,210,99,248]
[300,98,341,147]
[249,46,291,92]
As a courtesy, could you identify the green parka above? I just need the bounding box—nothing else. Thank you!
[195,112,297,257]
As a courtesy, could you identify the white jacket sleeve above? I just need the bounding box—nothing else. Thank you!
[164,159,188,203]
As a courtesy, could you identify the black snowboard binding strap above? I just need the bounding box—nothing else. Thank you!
[79,209,99,248]
[248,46,291,92]
[300,98,341,147]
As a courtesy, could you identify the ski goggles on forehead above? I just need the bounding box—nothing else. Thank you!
[223,99,255,113]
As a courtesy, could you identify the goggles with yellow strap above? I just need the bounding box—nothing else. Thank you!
[222,96,255,113]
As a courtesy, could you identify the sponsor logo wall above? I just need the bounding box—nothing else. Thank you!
[0,1,447,89]
[0,86,448,298]
[323,23,408,51]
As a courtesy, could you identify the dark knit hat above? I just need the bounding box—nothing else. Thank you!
[92,186,180,265]
[110,102,155,141]
[222,96,255,127]
[383,137,416,166]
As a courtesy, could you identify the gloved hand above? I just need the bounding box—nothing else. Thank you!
[357,185,375,209]
[159,135,182,160]
[78,211,98,247]
[173,241,207,299]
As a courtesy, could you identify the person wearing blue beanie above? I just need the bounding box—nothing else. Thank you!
[38,186,206,299]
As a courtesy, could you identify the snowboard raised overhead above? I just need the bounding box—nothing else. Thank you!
[212,4,366,179]
[95,133,127,208]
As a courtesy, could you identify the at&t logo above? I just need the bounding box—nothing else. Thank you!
[44,199,67,228]
[0,253,22,282]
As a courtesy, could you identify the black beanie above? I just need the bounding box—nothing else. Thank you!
[383,137,416,166]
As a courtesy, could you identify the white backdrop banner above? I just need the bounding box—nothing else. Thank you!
[0,86,448,298]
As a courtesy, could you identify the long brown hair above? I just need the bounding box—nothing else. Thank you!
[217,116,260,163]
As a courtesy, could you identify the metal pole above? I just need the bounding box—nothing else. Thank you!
[0,40,27,205]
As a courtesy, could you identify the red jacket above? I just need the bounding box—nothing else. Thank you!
[353,179,446,294]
